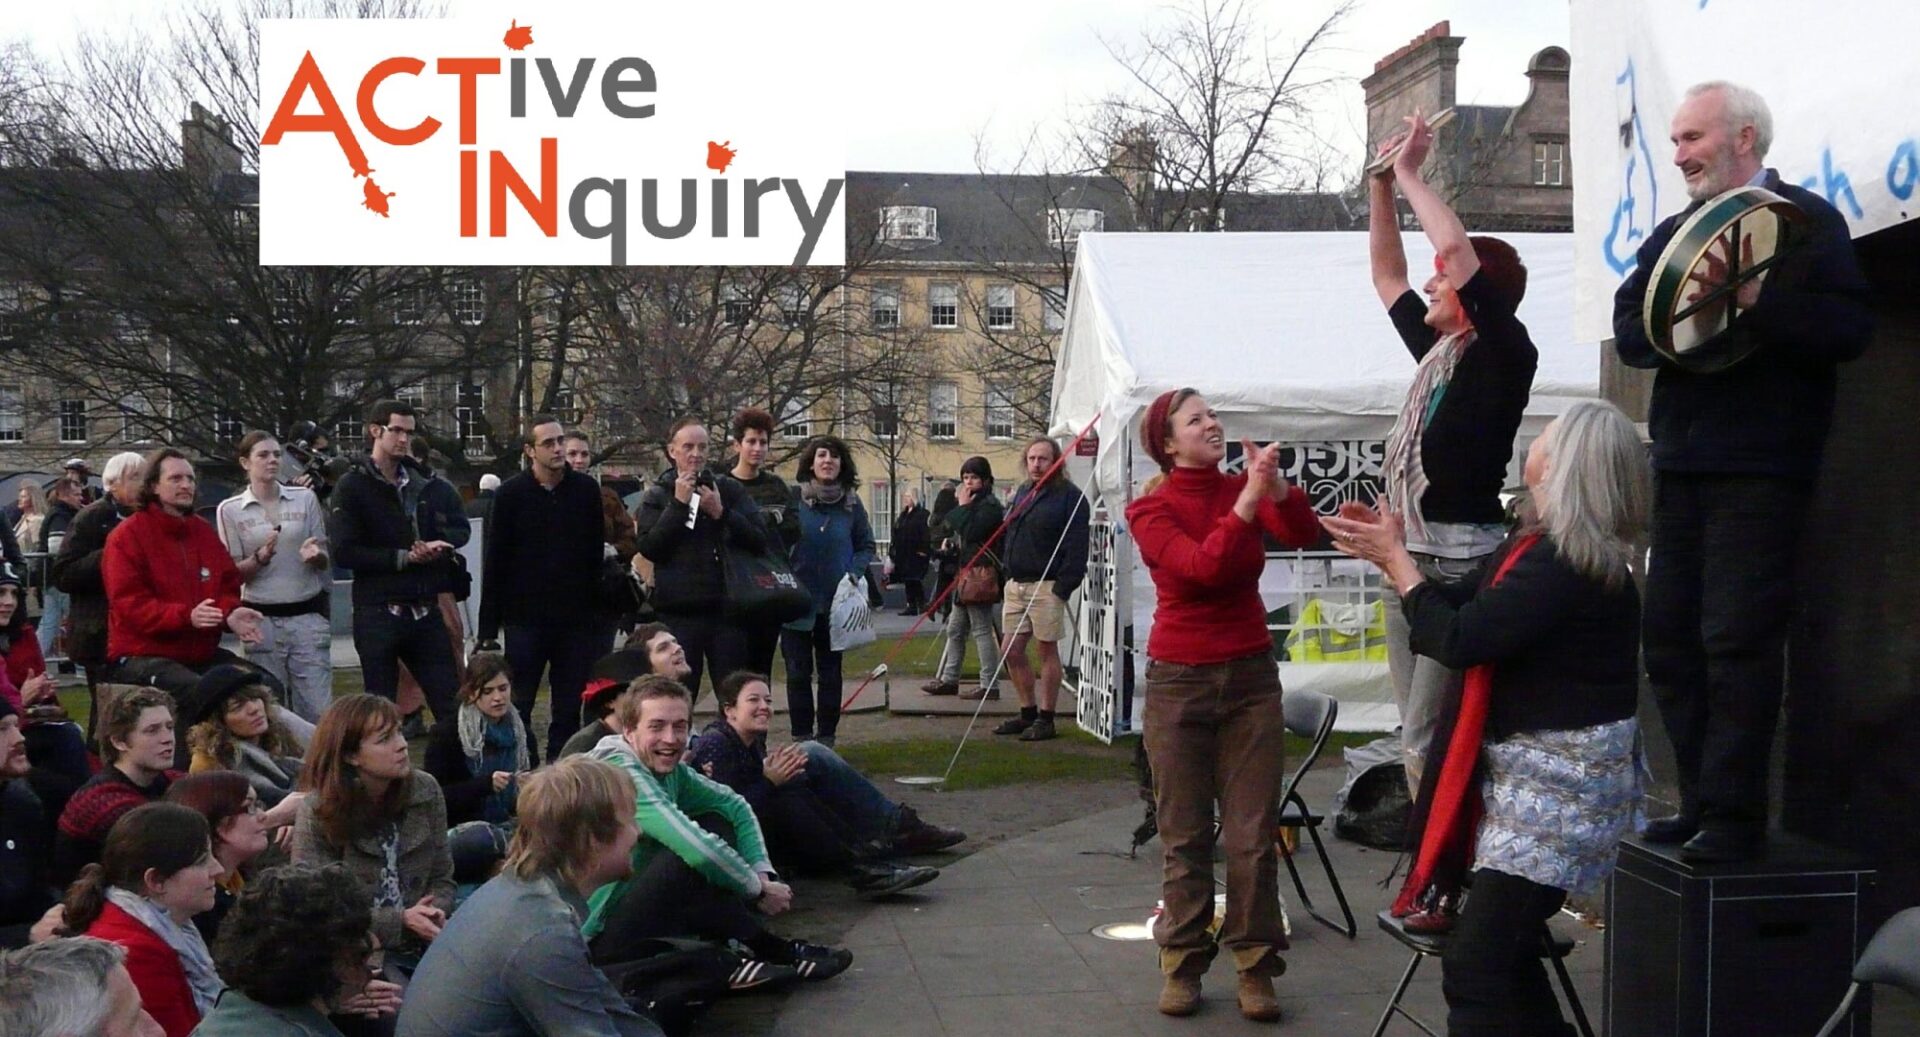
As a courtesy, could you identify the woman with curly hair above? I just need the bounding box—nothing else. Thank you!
[164,772,274,944]
[183,665,307,810]
[423,652,530,828]
[196,863,400,1036]
[60,802,224,1037]
[291,695,454,968]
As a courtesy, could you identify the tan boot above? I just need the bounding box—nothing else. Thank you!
[1236,973,1281,1022]
[1157,976,1202,1017]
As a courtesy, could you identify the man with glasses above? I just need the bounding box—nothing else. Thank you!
[476,417,608,762]
[329,400,462,724]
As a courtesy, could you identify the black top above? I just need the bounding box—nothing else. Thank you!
[0,779,54,950]
[328,455,462,606]
[1611,170,1873,479]
[48,497,133,665]
[632,469,767,613]
[729,469,802,555]
[1402,533,1640,740]
[477,468,605,637]
[422,718,499,828]
[1001,480,1091,597]
[1388,271,1539,526]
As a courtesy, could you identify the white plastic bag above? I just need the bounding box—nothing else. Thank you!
[829,574,876,652]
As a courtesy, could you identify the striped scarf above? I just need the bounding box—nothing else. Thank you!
[1383,329,1474,548]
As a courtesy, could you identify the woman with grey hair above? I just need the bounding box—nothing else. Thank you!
[1322,399,1651,1037]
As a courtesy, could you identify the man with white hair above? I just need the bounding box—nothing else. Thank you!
[0,937,165,1037]
[1611,81,1874,862]
[50,452,146,741]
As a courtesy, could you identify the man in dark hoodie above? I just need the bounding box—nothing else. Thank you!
[50,451,145,741]
[328,400,462,724]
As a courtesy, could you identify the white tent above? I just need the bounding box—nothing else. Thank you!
[1048,231,1597,737]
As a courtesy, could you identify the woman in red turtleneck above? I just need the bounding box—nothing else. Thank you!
[1124,388,1318,1023]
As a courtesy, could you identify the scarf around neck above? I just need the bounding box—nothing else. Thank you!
[1383,328,1474,549]
[106,886,224,1015]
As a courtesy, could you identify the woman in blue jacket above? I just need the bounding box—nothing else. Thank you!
[781,436,874,746]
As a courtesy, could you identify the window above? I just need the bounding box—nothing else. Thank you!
[986,285,1016,330]
[1043,286,1068,332]
[870,403,899,440]
[721,284,753,326]
[870,285,899,328]
[778,284,808,327]
[392,285,427,324]
[779,399,810,440]
[928,381,957,440]
[553,386,580,426]
[331,377,362,442]
[456,382,486,453]
[984,383,1014,440]
[395,381,427,411]
[58,399,87,444]
[121,392,161,445]
[271,281,302,324]
[877,205,938,244]
[1047,207,1105,246]
[1532,141,1566,186]
[449,277,486,324]
[212,405,243,445]
[0,385,21,443]
[928,284,958,329]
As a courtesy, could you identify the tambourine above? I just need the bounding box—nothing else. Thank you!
[1642,186,1809,371]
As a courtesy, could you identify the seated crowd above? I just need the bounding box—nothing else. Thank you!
[0,432,970,1036]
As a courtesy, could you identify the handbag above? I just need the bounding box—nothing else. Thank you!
[829,574,876,652]
[953,549,1001,606]
[721,537,812,625]
[599,556,648,614]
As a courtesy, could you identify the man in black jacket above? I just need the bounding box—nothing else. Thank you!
[1613,81,1873,862]
[477,417,607,762]
[49,452,145,741]
[328,400,461,724]
[994,438,1089,743]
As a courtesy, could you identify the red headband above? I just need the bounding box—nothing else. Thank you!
[1141,390,1181,472]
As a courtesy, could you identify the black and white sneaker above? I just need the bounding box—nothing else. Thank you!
[848,862,940,898]
[726,957,801,991]
[783,940,854,981]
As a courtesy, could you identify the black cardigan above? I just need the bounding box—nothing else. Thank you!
[1402,533,1640,739]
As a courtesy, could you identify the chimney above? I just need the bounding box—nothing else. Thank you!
[181,102,242,183]
[1105,128,1157,207]
[1359,21,1464,165]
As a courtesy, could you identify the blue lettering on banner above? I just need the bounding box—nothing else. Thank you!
[1818,149,1865,219]
[1602,58,1659,277]
[1887,140,1918,202]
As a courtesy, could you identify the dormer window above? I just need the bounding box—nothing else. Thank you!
[878,205,939,244]
[1047,207,1105,246]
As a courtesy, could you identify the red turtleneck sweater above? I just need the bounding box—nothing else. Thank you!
[103,504,243,664]
[1125,466,1319,665]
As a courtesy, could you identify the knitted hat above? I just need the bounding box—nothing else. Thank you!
[1141,388,1200,472]
[959,456,993,482]
[448,821,509,885]
[0,563,23,593]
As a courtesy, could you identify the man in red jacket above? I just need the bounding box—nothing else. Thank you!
[102,448,268,701]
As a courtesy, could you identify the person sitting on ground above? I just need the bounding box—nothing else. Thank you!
[558,624,689,760]
[0,563,91,824]
[584,676,852,984]
[445,820,509,909]
[397,757,663,1037]
[0,936,167,1037]
[688,672,960,896]
[182,665,307,810]
[61,803,225,1037]
[195,863,399,1037]
[162,772,278,944]
[423,653,531,829]
[1,696,59,950]
[55,689,181,884]
[291,695,454,970]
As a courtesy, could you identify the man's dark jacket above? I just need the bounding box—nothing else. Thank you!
[49,497,133,666]
[478,468,605,638]
[328,454,462,606]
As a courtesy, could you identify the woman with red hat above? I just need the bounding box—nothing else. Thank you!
[1125,388,1319,1023]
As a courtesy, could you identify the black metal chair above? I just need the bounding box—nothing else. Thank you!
[1814,906,1920,1037]
[1276,688,1357,938]
[1369,908,1595,1037]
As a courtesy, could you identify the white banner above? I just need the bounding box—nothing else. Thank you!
[1570,1,1920,341]
[259,6,848,266]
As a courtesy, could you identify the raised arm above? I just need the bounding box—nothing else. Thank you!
[1393,111,1480,288]
[1369,160,1412,308]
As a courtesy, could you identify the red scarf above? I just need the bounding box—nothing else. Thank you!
[1391,534,1540,917]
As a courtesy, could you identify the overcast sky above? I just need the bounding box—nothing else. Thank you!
[7,0,1568,178]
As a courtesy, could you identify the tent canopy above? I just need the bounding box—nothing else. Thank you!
[1049,231,1594,505]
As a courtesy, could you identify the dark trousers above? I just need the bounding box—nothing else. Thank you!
[1142,652,1287,978]
[658,611,751,703]
[1644,472,1807,830]
[506,621,613,763]
[1441,869,1574,1037]
[781,613,843,740]
[902,575,927,613]
[588,816,765,967]
[758,786,859,875]
[745,624,781,682]
[353,605,459,724]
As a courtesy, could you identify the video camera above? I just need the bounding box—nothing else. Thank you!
[281,419,352,495]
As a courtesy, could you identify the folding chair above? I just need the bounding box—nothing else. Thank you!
[1369,909,1595,1037]
[1814,906,1920,1037]
[1276,688,1357,938]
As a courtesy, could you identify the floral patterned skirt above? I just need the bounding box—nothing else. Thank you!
[1473,717,1645,895]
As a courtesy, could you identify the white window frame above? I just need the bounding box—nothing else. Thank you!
[928,284,958,329]
[928,381,958,440]
[1047,207,1106,247]
[58,398,88,444]
[0,384,23,443]
[870,285,900,328]
[456,382,486,453]
[779,398,810,440]
[449,277,486,325]
[986,284,1016,330]
[877,205,939,244]
[984,383,1015,441]
[721,283,753,327]
[1532,141,1566,187]
[778,284,809,327]
[212,405,243,445]
[869,402,899,440]
[1043,286,1068,332]
[121,392,161,446]
[392,285,427,325]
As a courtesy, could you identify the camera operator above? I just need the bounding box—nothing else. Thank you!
[279,420,350,501]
